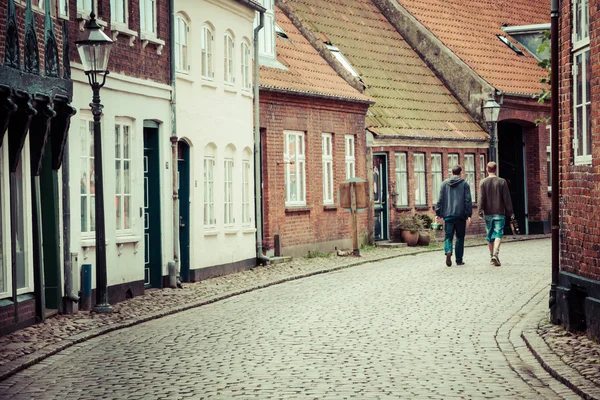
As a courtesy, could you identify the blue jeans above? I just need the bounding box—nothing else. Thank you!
[444,218,466,262]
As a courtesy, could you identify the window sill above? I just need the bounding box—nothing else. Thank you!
[241,90,253,99]
[414,206,430,211]
[203,229,219,237]
[115,235,141,244]
[285,205,311,213]
[176,72,193,83]
[78,12,108,31]
[81,238,97,248]
[323,204,337,210]
[224,85,237,94]
[200,79,218,89]
[224,228,239,235]
[111,23,138,46]
[242,227,256,234]
[140,33,165,55]
[395,206,411,211]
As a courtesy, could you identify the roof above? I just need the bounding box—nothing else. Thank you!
[281,0,488,141]
[234,0,265,12]
[396,0,549,96]
[259,7,373,104]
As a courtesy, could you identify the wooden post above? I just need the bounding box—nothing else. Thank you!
[351,182,359,255]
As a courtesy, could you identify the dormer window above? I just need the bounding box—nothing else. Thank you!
[326,44,360,78]
[496,35,524,56]
[255,0,275,59]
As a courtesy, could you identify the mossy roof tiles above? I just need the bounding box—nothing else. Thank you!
[284,0,487,140]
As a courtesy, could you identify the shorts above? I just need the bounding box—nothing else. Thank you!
[484,215,505,242]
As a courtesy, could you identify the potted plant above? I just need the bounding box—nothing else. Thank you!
[416,214,433,246]
[397,215,423,246]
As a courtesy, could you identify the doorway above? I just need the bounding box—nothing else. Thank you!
[498,122,526,235]
[373,154,388,241]
[177,140,190,282]
[143,123,163,288]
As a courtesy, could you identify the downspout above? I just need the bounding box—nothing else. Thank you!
[549,0,560,320]
[254,11,269,264]
[62,143,79,305]
[169,0,181,287]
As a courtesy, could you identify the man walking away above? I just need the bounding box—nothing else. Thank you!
[435,165,472,267]
[478,162,514,267]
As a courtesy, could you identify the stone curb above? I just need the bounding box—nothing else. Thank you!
[522,319,600,400]
[0,234,550,383]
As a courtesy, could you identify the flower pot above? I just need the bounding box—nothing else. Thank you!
[400,230,419,246]
[417,231,430,246]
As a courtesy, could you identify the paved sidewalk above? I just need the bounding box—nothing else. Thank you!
[0,233,598,398]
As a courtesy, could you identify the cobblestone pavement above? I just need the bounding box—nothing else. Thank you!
[0,237,592,399]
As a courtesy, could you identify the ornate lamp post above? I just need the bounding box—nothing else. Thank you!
[75,12,114,313]
[482,94,501,163]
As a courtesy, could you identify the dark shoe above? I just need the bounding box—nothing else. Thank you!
[456,260,465,265]
[491,255,501,267]
[445,252,452,267]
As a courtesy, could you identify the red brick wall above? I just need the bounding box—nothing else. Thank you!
[259,91,370,252]
[0,299,36,332]
[68,0,171,84]
[559,0,600,281]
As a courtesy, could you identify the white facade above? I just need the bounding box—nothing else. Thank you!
[175,0,257,273]
[68,64,174,294]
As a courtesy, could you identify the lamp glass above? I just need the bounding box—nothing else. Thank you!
[483,96,501,123]
[76,24,114,73]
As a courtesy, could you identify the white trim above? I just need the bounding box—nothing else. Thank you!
[431,153,442,204]
[572,47,591,165]
[284,131,306,206]
[0,145,11,299]
[15,136,34,295]
[345,135,355,179]
[414,153,426,206]
[322,133,334,205]
[464,153,476,201]
[395,152,408,207]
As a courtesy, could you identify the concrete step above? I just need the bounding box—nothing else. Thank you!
[269,256,293,265]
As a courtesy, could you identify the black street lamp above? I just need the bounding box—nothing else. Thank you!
[482,94,501,163]
[75,12,114,313]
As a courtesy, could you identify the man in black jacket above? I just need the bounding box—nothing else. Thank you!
[435,165,472,267]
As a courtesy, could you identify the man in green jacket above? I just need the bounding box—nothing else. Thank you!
[435,165,472,267]
[478,162,514,266]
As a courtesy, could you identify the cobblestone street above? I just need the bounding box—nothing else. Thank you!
[0,239,590,399]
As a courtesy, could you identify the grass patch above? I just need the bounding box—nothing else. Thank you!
[307,250,332,258]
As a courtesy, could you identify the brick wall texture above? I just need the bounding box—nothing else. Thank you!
[0,299,35,329]
[559,0,600,282]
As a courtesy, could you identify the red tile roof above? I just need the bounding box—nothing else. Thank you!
[259,7,373,103]
[397,0,550,95]
[282,0,488,141]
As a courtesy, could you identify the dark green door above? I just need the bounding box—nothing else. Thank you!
[143,125,162,288]
[373,154,388,241]
[498,122,526,235]
[178,140,190,282]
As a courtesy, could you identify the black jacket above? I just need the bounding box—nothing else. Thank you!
[435,177,472,220]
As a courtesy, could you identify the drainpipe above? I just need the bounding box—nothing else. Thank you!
[549,0,560,320]
[169,0,181,287]
[62,142,80,308]
[254,11,269,264]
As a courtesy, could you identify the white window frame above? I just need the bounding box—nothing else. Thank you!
[140,0,156,35]
[480,154,486,181]
[573,47,591,164]
[115,121,133,234]
[431,153,443,204]
[224,158,234,226]
[322,134,334,205]
[0,145,11,299]
[345,135,355,179]
[546,126,552,191]
[58,0,69,18]
[464,154,476,201]
[414,153,426,206]
[110,0,128,25]
[14,136,34,295]
[255,0,275,59]
[80,117,95,237]
[77,0,96,18]
[326,44,360,78]
[572,0,590,51]
[175,14,190,72]
[284,131,306,206]
[241,40,252,90]
[448,153,459,178]
[395,152,408,207]
[201,25,215,80]
[203,156,216,228]
[224,32,235,85]
[242,158,251,226]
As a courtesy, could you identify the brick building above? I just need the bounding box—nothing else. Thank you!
[1,0,75,334]
[66,0,174,306]
[259,5,373,257]
[555,0,600,340]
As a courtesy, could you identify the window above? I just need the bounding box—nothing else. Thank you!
[242,156,251,226]
[573,49,591,163]
[431,153,443,204]
[464,154,476,201]
[201,25,214,80]
[224,159,234,226]
[414,153,426,206]
[255,0,275,58]
[241,41,251,90]
[322,134,334,205]
[546,127,552,191]
[77,0,93,16]
[58,0,68,17]
[480,154,486,180]
[395,152,408,207]
[448,153,459,178]
[110,0,127,24]
[80,118,95,234]
[284,131,306,206]
[573,0,590,48]
[224,33,235,85]
[14,137,32,293]
[203,155,215,227]
[175,15,189,72]
[326,44,360,77]
[0,146,7,297]
[140,0,156,35]
[345,135,355,179]
[115,122,132,232]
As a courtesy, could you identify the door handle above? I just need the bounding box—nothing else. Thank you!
[179,216,185,228]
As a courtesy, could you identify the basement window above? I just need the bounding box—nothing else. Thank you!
[497,35,524,56]
[325,44,360,78]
